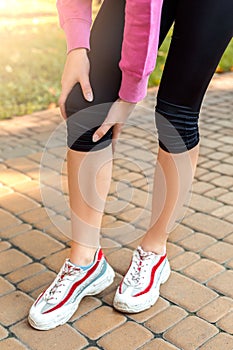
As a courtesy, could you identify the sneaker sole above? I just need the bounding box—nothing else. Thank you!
[113,261,171,313]
[28,264,115,330]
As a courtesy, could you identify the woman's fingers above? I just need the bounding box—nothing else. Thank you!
[92,98,136,142]
[58,48,93,119]
[80,77,94,102]
[59,91,69,119]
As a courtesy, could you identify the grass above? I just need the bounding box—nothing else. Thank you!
[0,0,232,119]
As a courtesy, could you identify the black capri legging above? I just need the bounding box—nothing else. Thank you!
[65,0,233,153]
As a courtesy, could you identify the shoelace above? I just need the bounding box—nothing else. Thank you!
[125,248,155,286]
[45,261,82,302]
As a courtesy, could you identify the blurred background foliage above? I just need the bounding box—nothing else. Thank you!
[0,0,232,119]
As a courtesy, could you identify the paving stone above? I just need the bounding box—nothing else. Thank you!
[201,241,233,264]
[33,216,59,231]
[0,192,40,214]
[189,193,222,213]
[0,168,30,186]
[170,252,200,271]
[0,185,13,197]
[160,272,218,312]
[0,325,8,340]
[98,321,153,350]
[0,209,22,231]
[217,312,233,334]
[218,192,233,206]
[0,241,11,251]
[192,181,215,194]
[140,338,179,350]
[118,187,151,209]
[5,157,39,172]
[18,207,55,225]
[208,151,228,161]
[174,232,216,253]
[11,319,88,350]
[145,305,188,334]
[10,230,64,259]
[205,187,228,199]
[42,248,70,273]
[0,223,31,239]
[27,152,43,163]
[182,212,233,239]
[197,296,233,323]
[0,276,15,295]
[74,305,126,340]
[105,197,135,215]
[183,258,225,283]
[211,175,233,188]
[201,160,220,170]
[102,220,140,245]
[207,270,233,298]
[116,207,151,226]
[45,221,71,243]
[164,316,218,350]
[0,338,28,350]
[166,242,184,259]
[107,248,133,275]
[128,297,170,323]
[0,291,33,326]
[0,249,32,274]
[199,172,221,183]
[212,163,233,176]
[226,212,233,223]
[12,179,40,195]
[195,167,208,179]
[102,214,117,226]
[199,333,233,350]
[224,232,233,245]
[212,205,233,218]
[100,237,121,254]
[18,270,56,293]
[6,263,46,284]
[168,224,193,243]
[226,258,233,269]
[70,296,102,322]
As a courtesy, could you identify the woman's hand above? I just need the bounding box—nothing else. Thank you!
[92,98,136,153]
[59,48,93,119]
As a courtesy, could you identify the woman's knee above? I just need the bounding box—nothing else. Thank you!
[65,84,113,152]
[155,97,200,153]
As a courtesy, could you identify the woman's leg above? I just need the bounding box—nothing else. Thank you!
[65,0,126,265]
[142,0,233,254]
[113,0,232,313]
[28,0,126,330]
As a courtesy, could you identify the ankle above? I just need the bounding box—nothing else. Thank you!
[140,243,166,256]
[70,242,98,266]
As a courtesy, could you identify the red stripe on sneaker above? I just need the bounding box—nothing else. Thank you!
[133,255,167,297]
[42,249,103,314]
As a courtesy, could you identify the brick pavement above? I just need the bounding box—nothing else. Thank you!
[0,73,233,350]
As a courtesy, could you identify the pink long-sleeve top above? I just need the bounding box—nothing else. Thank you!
[56,0,163,103]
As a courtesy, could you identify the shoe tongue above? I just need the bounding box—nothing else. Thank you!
[65,259,80,272]
[137,246,155,259]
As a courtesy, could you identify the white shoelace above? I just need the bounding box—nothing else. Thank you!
[125,247,155,287]
[45,260,83,302]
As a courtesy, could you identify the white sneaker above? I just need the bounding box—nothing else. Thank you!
[113,246,170,313]
[28,248,115,330]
